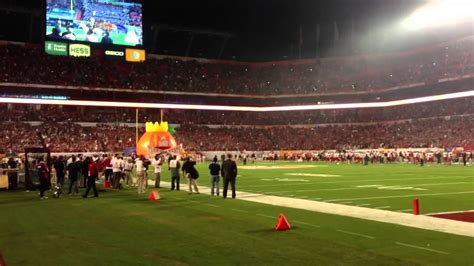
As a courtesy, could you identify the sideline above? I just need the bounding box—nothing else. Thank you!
[154,181,474,237]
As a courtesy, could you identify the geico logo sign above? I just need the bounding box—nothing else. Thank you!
[132,51,141,59]
[105,50,124,56]
[69,44,91,57]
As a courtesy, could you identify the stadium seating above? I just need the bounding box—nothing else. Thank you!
[0,36,473,95]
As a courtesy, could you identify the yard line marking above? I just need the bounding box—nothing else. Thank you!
[425,209,474,215]
[395,242,450,255]
[293,220,321,228]
[397,209,413,212]
[375,206,391,209]
[204,203,220,208]
[324,191,474,202]
[230,208,249,213]
[265,181,473,194]
[356,203,371,207]
[257,214,275,219]
[336,229,375,239]
[240,176,470,188]
[158,181,474,237]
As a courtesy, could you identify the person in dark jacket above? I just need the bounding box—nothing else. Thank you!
[208,156,221,196]
[83,157,99,198]
[67,156,81,195]
[80,157,90,188]
[53,156,65,193]
[37,158,50,199]
[221,154,238,199]
[182,157,200,194]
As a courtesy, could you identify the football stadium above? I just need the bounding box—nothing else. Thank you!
[0,0,473,265]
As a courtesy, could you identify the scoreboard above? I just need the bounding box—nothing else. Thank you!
[44,0,145,62]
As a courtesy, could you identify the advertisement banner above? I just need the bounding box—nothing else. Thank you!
[69,44,91,57]
[45,41,68,56]
[125,48,146,62]
[105,49,125,58]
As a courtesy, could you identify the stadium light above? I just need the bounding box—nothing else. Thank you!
[0,91,472,112]
[401,0,474,31]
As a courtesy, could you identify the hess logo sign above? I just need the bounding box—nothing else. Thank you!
[105,50,124,56]
[69,44,91,57]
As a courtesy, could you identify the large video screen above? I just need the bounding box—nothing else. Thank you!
[45,0,143,47]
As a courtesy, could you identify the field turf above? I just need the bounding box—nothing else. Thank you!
[0,161,472,265]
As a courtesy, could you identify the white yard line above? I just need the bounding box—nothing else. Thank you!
[356,203,371,207]
[397,209,413,212]
[325,191,474,202]
[375,206,391,209]
[230,208,249,213]
[293,220,321,228]
[425,209,474,215]
[265,181,472,194]
[240,176,470,188]
[395,242,450,255]
[158,181,474,237]
[336,229,376,239]
[257,214,275,219]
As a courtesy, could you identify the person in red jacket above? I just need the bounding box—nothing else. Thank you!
[83,157,99,198]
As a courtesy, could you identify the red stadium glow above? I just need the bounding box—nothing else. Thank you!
[0,91,472,112]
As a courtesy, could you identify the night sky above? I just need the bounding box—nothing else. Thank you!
[0,0,443,60]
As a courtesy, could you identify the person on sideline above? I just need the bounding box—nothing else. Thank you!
[83,157,99,198]
[221,154,238,199]
[208,156,221,196]
[151,154,163,188]
[67,156,81,195]
[111,154,124,189]
[169,155,181,191]
[123,158,134,187]
[135,156,146,193]
[37,158,50,199]
[182,157,200,194]
[53,156,65,194]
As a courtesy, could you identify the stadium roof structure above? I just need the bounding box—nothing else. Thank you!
[3,0,472,61]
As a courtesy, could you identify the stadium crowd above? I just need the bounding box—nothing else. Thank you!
[0,115,472,154]
[0,37,473,95]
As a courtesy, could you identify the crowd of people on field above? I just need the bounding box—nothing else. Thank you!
[1,36,472,95]
[16,151,238,200]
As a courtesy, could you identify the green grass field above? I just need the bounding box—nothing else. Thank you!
[0,161,473,265]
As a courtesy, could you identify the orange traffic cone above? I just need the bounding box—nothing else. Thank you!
[149,191,160,201]
[275,213,291,230]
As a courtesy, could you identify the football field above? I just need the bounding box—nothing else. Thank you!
[0,161,472,265]
[234,161,474,214]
